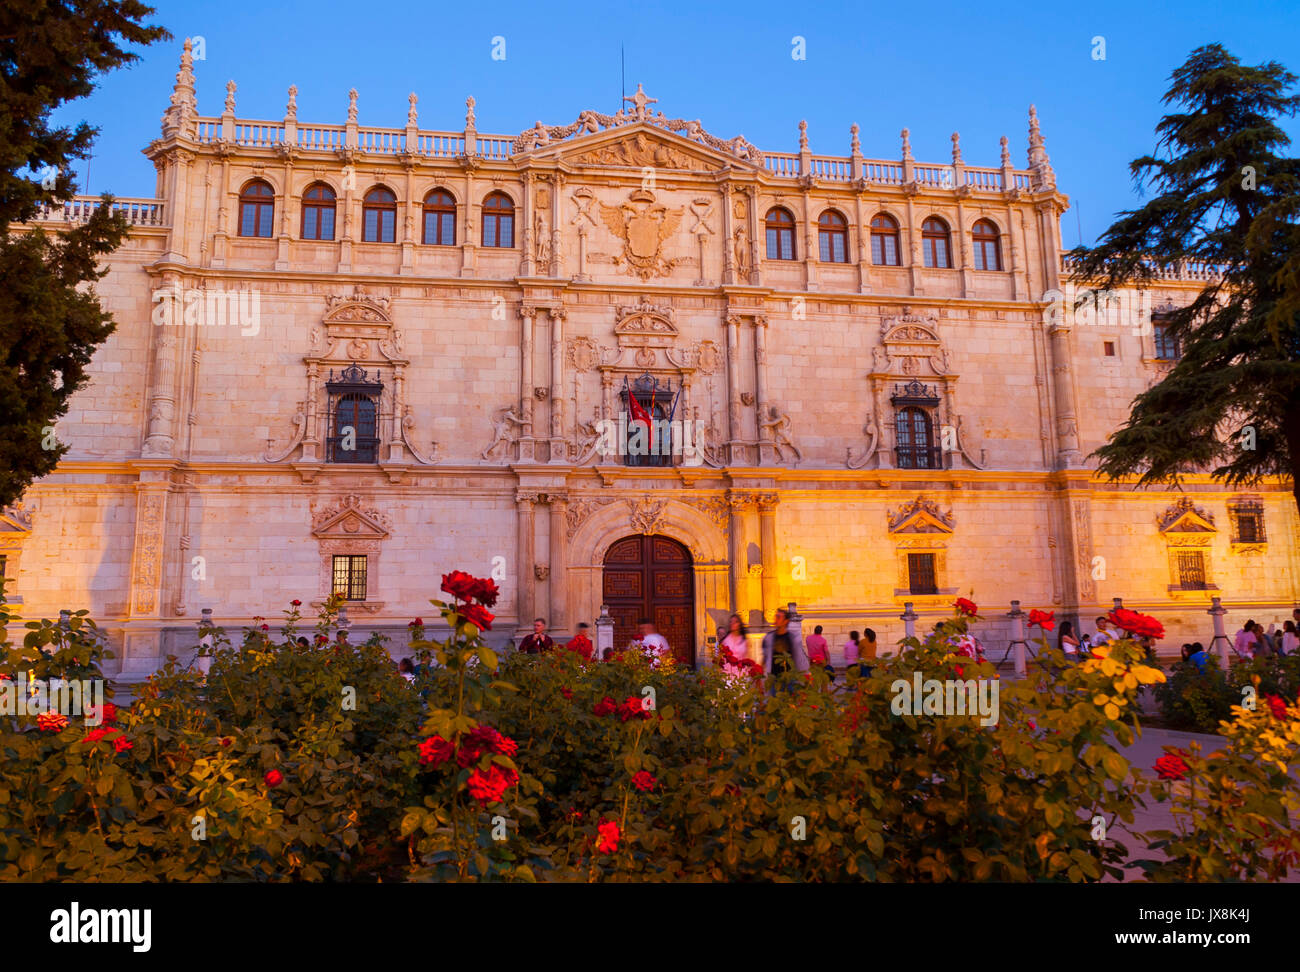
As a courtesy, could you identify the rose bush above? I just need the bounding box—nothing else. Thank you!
[3,584,1296,882]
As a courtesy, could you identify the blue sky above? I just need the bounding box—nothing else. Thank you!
[55,0,1299,246]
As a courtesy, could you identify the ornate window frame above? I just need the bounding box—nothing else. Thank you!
[1157,496,1219,597]
[1227,496,1267,555]
[311,494,390,614]
[888,496,958,605]
[0,503,35,604]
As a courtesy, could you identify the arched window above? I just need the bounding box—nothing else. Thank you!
[422,189,456,246]
[326,365,383,464]
[870,213,900,266]
[482,192,514,248]
[895,407,937,469]
[817,210,849,263]
[362,187,397,243]
[921,217,951,269]
[972,219,1002,271]
[765,207,796,260]
[238,180,275,238]
[300,182,336,241]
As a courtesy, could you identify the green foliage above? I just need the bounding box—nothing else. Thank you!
[1069,43,1300,509]
[2,594,1297,882]
[0,0,168,506]
[1154,653,1300,733]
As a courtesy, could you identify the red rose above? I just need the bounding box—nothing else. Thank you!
[84,727,112,743]
[596,819,620,854]
[465,725,518,758]
[113,736,133,754]
[260,624,270,632]
[1108,607,1165,640]
[467,764,519,805]
[408,617,424,627]
[619,696,651,722]
[440,570,479,602]
[470,576,500,608]
[955,665,964,677]
[291,599,302,607]
[1153,750,1188,781]
[560,686,573,700]
[459,602,494,632]
[456,739,486,768]
[632,770,657,792]
[220,736,233,748]
[418,734,455,767]
[1027,609,1055,632]
[264,769,284,787]
[36,712,68,732]
[1265,694,1288,720]
[593,696,617,717]
[954,597,978,617]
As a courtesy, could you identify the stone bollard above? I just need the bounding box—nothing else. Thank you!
[1208,597,1230,669]
[196,607,215,675]
[901,602,918,642]
[595,603,614,662]
[1007,600,1027,677]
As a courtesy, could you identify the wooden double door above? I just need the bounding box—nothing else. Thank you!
[602,535,695,666]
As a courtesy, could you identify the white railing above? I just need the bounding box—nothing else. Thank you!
[358,127,405,154]
[764,153,800,177]
[196,120,219,143]
[862,161,903,184]
[809,156,851,181]
[233,121,283,148]
[418,133,465,157]
[298,125,345,151]
[475,136,513,160]
[1012,173,1032,190]
[33,196,165,227]
[1061,254,1224,283]
[963,168,1003,191]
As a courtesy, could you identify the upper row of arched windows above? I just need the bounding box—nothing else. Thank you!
[766,208,1004,271]
[236,179,515,247]
[236,180,1002,271]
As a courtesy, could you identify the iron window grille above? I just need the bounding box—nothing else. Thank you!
[332,554,368,600]
[907,553,939,595]
[326,364,383,463]
[1175,550,1207,590]
[1229,502,1266,544]
[891,380,944,470]
[619,372,676,468]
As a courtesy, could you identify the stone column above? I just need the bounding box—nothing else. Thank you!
[757,493,779,621]
[549,173,563,277]
[753,316,770,463]
[520,172,534,276]
[904,191,921,296]
[548,493,567,631]
[461,157,478,276]
[901,601,918,641]
[549,307,565,459]
[1046,312,1083,468]
[519,306,536,461]
[720,182,735,284]
[1208,597,1230,669]
[725,314,742,464]
[399,156,416,273]
[727,492,748,616]
[515,491,536,629]
[142,296,180,458]
[800,184,816,291]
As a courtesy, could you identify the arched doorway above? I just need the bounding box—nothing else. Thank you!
[603,534,695,666]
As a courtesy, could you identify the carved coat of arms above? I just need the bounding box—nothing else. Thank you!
[599,189,684,280]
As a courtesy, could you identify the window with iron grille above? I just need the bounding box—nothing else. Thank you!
[332,555,368,600]
[1153,323,1181,360]
[1229,502,1266,543]
[907,553,938,595]
[620,374,675,468]
[326,365,383,463]
[1176,550,1207,590]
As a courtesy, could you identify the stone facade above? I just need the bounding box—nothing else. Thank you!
[9,42,1299,674]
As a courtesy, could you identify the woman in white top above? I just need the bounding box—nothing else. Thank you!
[720,613,748,657]
[1282,620,1298,656]
[1057,620,1080,659]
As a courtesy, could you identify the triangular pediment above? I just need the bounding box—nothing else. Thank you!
[1158,497,1216,534]
[311,495,391,540]
[534,123,741,173]
[888,496,955,534]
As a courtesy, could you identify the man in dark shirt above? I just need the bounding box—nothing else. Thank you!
[519,617,555,654]
[761,607,807,677]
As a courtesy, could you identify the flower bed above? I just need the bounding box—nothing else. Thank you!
[1,586,1296,882]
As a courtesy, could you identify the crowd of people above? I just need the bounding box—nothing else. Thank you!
[394,605,1300,679]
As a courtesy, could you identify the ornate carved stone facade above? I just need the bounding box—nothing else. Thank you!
[11,49,1298,673]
